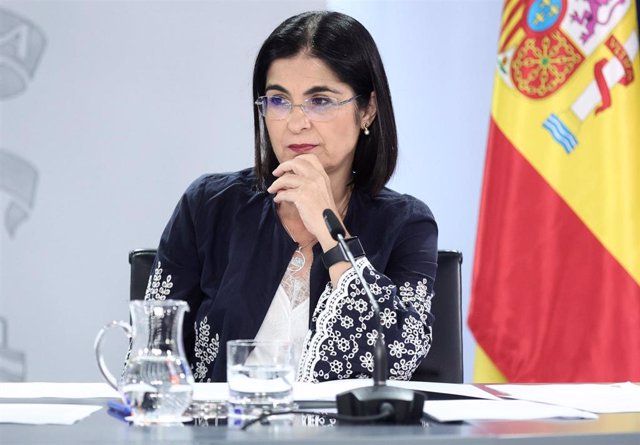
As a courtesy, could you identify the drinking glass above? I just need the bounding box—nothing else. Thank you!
[226,340,294,422]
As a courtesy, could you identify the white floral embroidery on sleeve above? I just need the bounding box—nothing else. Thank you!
[144,261,173,301]
[193,316,220,383]
[399,278,432,324]
[297,257,432,383]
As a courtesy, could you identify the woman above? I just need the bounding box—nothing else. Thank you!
[145,11,438,383]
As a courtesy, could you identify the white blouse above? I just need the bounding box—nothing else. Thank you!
[252,284,310,374]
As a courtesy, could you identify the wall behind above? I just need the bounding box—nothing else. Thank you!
[1,0,502,382]
[0,0,324,382]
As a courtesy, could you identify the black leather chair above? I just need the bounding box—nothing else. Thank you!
[128,248,464,383]
[410,250,463,383]
[128,248,157,301]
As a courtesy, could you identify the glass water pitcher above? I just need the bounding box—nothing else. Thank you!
[94,299,194,425]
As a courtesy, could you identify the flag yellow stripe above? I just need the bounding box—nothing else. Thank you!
[473,346,508,383]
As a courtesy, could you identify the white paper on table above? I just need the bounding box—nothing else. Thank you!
[422,399,598,423]
[193,383,229,401]
[0,382,119,399]
[488,382,640,413]
[193,380,498,403]
[0,404,102,425]
[293,379,500,402]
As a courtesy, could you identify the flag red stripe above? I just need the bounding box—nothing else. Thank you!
[469,118,640,382]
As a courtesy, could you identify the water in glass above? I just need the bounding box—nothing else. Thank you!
[226,340,294,421]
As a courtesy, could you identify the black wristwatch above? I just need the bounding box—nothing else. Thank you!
[322,237,366,269]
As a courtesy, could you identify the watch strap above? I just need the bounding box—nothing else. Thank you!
[322,237,365,269]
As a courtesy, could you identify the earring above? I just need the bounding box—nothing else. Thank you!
[362,123,370,136]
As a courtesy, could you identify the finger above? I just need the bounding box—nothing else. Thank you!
[272,160,306,178]
[273,155,321,177]
[271,188,298,205]
[267,173,303,194]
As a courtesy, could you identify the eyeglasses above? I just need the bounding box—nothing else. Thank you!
[255,95,359,122]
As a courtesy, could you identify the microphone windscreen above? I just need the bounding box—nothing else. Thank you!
[323,209,345,240]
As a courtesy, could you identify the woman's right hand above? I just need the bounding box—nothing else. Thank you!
[267,154,346,249]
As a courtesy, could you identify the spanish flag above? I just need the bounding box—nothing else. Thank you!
[468,0,640,382]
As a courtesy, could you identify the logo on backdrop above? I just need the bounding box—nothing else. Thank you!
[0,149,38,237]
[0,316,26,382]
[496,0,637,154]
[0,7,46,99]
[0,8,45,238]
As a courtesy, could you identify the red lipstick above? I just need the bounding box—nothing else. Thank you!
[288,144,317,153]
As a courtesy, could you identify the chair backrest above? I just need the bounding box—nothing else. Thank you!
[129,249,157,301]
[410,250,463,383]
[128,248,464,382]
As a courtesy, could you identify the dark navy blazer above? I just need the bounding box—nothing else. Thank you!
[146,168,438,382]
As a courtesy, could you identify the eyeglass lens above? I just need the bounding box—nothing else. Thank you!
[256,96,357,121]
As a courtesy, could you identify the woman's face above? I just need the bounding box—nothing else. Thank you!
[263,53,375,182]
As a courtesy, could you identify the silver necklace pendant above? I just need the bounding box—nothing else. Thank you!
[288,247,305,272]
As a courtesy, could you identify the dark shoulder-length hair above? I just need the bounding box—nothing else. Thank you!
[252,11,397,195]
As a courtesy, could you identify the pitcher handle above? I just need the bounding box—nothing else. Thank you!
[94,321,133,390]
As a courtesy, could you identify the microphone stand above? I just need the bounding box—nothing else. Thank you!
[323,210,425,424]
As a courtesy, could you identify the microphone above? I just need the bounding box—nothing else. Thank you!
[322,209,425,424]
